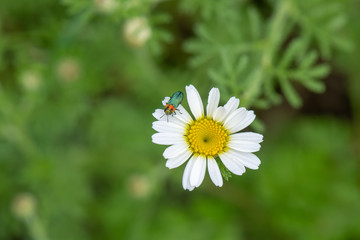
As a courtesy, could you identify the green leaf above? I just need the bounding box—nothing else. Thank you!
[251,118,265,132]
[278,73,302,108]
[300,51,318,69]
[264,74,282,105]
[308,64,330,78]
[216,158,232,181]
[326,14,347,31]
[253,99,272,109]
[302,79,325,93]
[220,50,234,75]
[235,55,249,73]
[248,7,262,40]
[279,39,303,69]
[208,69,224,85]
[332,35,354,52]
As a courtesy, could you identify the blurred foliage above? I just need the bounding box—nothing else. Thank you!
[0,0,359,239]
[183,0,350,108]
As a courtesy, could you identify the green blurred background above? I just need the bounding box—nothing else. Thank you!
[0,0,359,239]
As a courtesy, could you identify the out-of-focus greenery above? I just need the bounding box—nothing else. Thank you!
[0,0,359,239]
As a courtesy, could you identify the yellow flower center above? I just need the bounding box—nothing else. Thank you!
[185,118,229,157]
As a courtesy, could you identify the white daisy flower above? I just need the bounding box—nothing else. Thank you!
[152,85,263,191]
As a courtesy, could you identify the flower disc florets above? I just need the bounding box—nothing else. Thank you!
[186,118,228,157]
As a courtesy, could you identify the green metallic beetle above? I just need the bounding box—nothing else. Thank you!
[162,91,184,121]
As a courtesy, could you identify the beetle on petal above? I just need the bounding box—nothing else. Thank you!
[162,91,184,121]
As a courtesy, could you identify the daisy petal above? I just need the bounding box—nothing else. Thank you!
[152,109,165,120]
[152,109,186,126]
[190,155,207,187]
[166,149,192,169]
[206,88,220,117]
[152,133,184,145]
[212,106,227,123]
[182,156,196,191]
[224,97,239,113]
[186,85,204,119]
[207,156,223,187]
[224,109,255,133]
[228,140,261,152]
[219,152,246,175]
[174,104,193,123]
[163,142,188,159]
[223,107,247,130]
[232,111,256,133]
[227,149,261,169]
[230,132,263,143]
[152,121,185,134]
[161,97,170,106]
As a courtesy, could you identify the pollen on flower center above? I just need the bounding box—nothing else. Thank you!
[185,118,229,157]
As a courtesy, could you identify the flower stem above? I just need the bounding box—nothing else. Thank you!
[25,215,49,240]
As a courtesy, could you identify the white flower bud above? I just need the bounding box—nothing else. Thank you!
[12,193,36,220]
[94,0,119,13]
[20,70,41,91]
[123,17,152,48]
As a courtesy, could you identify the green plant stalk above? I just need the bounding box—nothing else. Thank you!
[25,215,49,240]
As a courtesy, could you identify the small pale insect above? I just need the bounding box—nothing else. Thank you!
[162,91,184,121]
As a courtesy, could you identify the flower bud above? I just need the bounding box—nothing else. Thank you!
[12,193,36,220]
[56,58,81,83]
[123,17,152,48]
[94,0,119,14]
[20,70,41,91]
[127,174,150,198]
